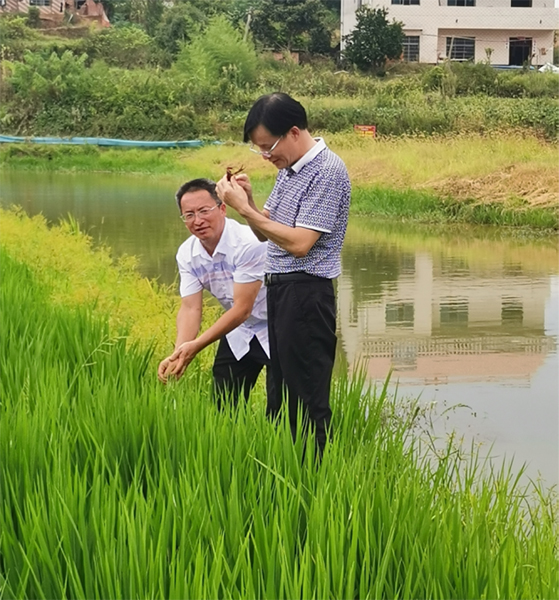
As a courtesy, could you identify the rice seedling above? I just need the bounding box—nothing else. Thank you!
[1,242,557,599]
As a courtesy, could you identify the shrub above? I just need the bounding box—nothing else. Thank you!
[451,61,498,95]
[0,14,34,40]
[26,6,41,29]
[83,25,161,69]
[8,50,91,105]
[496,71,559,98]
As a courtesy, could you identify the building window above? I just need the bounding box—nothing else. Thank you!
[403,36,420,61]
[511,0,531,5]
[446,37,475,61]
[447,0,475,5]
[29,0,51,5]
[440,299,468,327]
[386,302,414,329]
[502,298,523,326]
[392,0,420,4]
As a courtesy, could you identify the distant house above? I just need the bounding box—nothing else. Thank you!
[341,0,558,66]
[0,0,109,27]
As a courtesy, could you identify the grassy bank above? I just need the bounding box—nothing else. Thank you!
[0,207,219,364]
[1,131,557,228]
[1,212,557,599]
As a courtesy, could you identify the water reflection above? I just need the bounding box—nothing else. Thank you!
[339,221,557,387]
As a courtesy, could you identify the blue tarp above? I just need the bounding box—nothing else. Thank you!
[0,135,207,148]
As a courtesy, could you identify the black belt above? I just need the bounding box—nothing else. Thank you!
[264,272,329,286]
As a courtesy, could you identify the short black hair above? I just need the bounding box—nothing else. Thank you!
[243,92,308,143]
[175,178,221,211]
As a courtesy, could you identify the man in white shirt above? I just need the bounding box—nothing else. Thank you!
[158,178,270,406]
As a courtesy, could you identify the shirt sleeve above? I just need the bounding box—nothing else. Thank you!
[177,250,203,298]
[295,164,348,234]
[263,178,281,213]
[232,240,267,284]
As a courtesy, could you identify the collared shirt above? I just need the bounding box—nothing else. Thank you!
[263,138,351,278]
[176,218,269,360]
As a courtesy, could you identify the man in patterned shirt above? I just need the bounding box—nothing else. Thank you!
[158,178,270,407]
[216,93,351,455]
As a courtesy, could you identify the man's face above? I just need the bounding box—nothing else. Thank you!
[179,189,226,247]
[250,124,296,170]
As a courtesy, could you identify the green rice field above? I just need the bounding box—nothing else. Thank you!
[0,211,557,599]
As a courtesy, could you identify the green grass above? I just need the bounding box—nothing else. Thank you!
[352,186,559,229]
[1,223,558,599]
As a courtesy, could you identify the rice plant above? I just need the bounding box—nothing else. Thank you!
[0,246,557,599]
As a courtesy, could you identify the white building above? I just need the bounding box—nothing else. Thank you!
[341,0,558,66]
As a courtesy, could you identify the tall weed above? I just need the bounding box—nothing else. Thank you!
[175,15,259,87]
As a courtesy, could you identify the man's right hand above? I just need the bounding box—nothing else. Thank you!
[158,340,201,384]
[157,356,179,383]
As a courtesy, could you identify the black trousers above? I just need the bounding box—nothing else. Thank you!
[266,276,337,454]
[212,335,271,407]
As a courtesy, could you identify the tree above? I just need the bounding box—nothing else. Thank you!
[342,6,404,72]
[101,0,164,36]
[250,0,333,54]
[154,3,207,57]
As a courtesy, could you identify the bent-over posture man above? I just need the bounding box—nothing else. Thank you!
[158,178,270,406]
[216,93,351,453]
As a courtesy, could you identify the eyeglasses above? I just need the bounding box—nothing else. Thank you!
[249,135,283,158]
[180,204,219,223]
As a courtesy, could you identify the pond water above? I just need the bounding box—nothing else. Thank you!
[1,170,557,488]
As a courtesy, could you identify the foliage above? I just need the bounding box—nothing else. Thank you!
[250,0,334,54]
[0,14,37,60]
[175,14,259,87]
[0,17,88,61]
[350,186,558,229]
[305,93,559,139]
[1,25,558,141]
[342,6,404,72]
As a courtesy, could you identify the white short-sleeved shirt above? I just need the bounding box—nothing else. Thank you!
[176,218,269,360]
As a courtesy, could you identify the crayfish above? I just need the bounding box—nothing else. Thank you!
[226,165,244,181]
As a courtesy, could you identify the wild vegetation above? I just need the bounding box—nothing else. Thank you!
[1,210,557,599]
[0,10,557,140]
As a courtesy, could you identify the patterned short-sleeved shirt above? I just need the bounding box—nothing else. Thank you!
[176,218,269,360]
[263,138,351,278]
